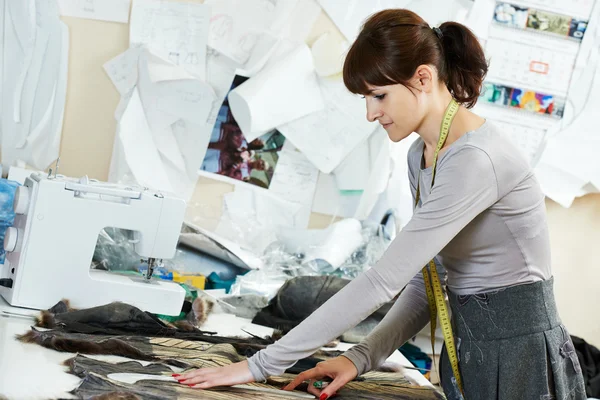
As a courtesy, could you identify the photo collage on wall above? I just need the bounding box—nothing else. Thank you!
[480,82,566,117]
[492,2,588,41]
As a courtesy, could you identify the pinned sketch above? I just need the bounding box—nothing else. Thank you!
[107,48,237,201]
[57,0,131,23]
[205,0,297,66]
[130,0,210,80]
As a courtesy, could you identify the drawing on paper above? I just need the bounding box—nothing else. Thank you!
[480,82,565,117]
[200,75,286,189]
[82,0,95,12]
[493,2,588,40]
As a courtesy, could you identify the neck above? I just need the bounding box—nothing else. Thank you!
[416,93,485,155]
[416,91,455,153]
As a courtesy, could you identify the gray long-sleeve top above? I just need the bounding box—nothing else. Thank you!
[247,121,552,380]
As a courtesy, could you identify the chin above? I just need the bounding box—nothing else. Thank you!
[386,130,410,143]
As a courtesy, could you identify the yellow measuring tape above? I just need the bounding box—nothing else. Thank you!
[415,98,464,395]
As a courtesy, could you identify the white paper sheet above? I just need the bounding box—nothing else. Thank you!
[379,133,419,228]
[180,221,265,270]
[465,0,496,40]
[268,141,319,208]
[206,0,297,66]
[311,31,349,77]
[318,0,470,41]
[103,46,143,96]
[317,0,411,41]
[108,48,236,201]
[215,186,306,255]
[277,76,378,173]
[228,44,325,142]
[140,53,216,127]
[0,0,4,148]
[533,56,600,206]
[333,136,371,192]
[2,0,68,171]
[118,87,173,192]
[311,172,362,218]
[57,0,131,23]
[130,0,210,80]
[354,127,391,220]
[280,0,322,43]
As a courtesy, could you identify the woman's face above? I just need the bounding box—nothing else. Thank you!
[363,82,425,142]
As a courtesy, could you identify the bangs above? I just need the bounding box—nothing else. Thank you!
[342,36,401,95]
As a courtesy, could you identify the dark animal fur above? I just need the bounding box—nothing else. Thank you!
[17,330,157,362]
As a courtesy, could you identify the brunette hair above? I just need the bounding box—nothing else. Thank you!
[343,9,488,108]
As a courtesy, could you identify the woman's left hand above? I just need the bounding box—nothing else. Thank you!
[174,360,255,389]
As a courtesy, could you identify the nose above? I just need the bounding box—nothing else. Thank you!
[366,99,383,122]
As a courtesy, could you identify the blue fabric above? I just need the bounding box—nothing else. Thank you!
[0,179,20,263]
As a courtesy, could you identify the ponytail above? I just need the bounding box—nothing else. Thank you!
[438,22,488,108]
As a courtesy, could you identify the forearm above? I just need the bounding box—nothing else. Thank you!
[341,276,430,375]
[247,268,410,381]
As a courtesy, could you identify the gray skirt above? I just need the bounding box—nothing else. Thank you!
[439,278,586,400]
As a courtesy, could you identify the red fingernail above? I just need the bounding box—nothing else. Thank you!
[172,374,180,377]
[320,394,328,400]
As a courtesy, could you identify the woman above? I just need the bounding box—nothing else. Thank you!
[176,9,586,400]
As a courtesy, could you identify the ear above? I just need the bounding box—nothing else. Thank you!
[412,65,435,93]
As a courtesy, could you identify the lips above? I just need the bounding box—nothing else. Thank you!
[381,122,393,129]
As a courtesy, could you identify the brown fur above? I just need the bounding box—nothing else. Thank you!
[35,310,56,328]
[61,298,76,311]
[191,296,214,326]
[171,320,196,332]
[16,330,157,362]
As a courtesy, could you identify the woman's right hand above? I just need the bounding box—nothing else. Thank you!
[283,356,358,399]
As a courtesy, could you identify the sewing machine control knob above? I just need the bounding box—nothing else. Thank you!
[4,227,18,252]
[13,186,30,215]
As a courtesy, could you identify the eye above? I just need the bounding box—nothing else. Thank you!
[374,94,386,100]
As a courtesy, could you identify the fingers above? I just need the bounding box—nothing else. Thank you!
[174,368,215,385]
[306,383,322,397]
[175,369,229,388]
[319,375,351,400]
[173,361,254,389]
[283,369,322,391]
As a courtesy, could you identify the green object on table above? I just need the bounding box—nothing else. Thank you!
[155,283,198,322]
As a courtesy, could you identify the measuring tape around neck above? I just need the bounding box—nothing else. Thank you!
[415,98,464,395]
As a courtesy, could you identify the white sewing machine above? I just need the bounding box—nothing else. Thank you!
[0,172,187,316]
